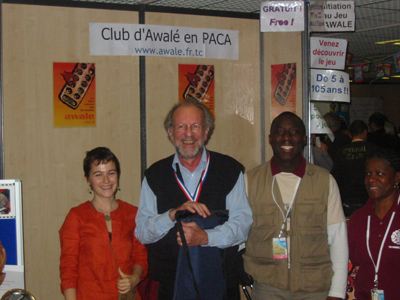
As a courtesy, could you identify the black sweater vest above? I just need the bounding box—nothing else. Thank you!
[145,150,243,283]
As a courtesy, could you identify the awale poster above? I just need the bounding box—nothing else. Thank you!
[53,62,96,127]
[271,63,297,119]
[178,64,215,115]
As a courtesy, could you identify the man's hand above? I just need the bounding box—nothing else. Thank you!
[326,297,343,300]
[177,221,209,246]
[169,201,210,222]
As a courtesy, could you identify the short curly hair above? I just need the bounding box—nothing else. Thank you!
[83,147,121,179]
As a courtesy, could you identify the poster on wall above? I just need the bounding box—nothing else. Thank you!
[271,63,297,120]
[178,64,215,115]
[53,62,96,127]
[0,180,25,297]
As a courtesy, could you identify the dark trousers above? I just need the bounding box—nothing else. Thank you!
[157,279,240,300]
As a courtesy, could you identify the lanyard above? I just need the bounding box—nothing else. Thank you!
[173,151,210,202]
[366,194,400,288]
[272,175,301,238]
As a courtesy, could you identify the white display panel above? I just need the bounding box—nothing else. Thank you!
[0,180,25,296]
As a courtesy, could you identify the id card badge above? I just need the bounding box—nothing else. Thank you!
[273,237,287,259]
[371,288,384,300]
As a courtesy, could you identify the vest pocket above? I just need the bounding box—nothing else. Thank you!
[296,203,326,232]
[299,263,333,292]
[298,234,329,263]
[247,211,277,259]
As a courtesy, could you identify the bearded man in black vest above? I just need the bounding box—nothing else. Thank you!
[135,99,252,300]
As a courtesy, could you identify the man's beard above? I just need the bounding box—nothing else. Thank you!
[172,136,204,159]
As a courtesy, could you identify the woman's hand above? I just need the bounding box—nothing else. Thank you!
[117,268,141,294]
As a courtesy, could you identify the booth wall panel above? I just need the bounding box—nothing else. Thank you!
[3,4,140,298]
[263,31,303,161]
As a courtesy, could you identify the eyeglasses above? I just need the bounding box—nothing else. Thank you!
[172,123,205,132]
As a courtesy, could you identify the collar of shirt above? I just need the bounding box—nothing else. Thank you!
[172,147,208,195]
[271,156,306,178]
[172,146,208,174]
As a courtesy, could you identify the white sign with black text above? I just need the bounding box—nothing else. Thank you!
[309,1,355,32]
[310,69,350,102]
[90,23,239,60]
[260,1,304,32]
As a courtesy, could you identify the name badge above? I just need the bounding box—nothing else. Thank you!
[273,237,287,259]
[371,288,384,300]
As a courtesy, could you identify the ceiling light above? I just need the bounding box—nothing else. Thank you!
[375,39,400,45]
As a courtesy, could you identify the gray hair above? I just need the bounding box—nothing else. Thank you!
[163,98,215,140]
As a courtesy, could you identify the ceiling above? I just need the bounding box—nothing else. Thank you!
[68,0,400,81]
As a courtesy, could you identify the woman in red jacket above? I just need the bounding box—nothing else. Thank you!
[60,147,148,300]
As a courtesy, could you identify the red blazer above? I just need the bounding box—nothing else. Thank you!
[60,200,148,300]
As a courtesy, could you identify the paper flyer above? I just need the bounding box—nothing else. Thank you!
[310,69,350,102]
[375,61,384,79]
[260,1,304,32]
[271,63,297,120]
[178,64,215,115]
[310,37,347,70]
[354,64,364,83]
[53,62,96,127]
[362,58,372,73]
[384,63,391,77]
[309,1,355,32]
[310,103,334,142]
[394,52,400,73]
[346,52,353,65]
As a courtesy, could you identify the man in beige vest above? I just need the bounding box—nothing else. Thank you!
[244,112,348,300]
